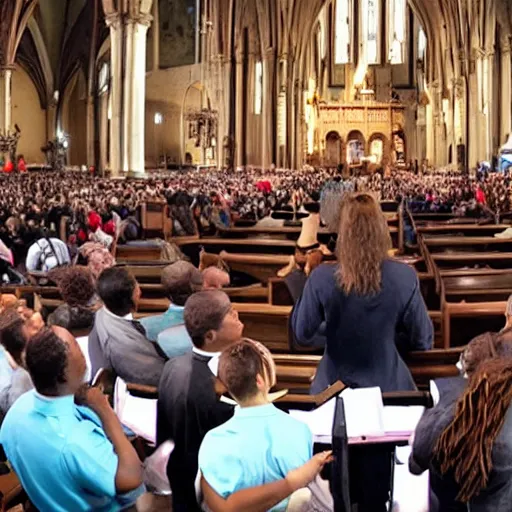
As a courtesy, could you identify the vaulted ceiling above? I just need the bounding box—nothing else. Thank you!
[208,0,511,92]
[1,0,106,109]
[0,0,509,109]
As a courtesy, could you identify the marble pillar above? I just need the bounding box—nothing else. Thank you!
[106,13,123,176]
[123,15,152,176]
[234,49,244,168]
[501,37,511,144]
[484,49,495,160]
[86,96,95,167]
[0,67,13,133]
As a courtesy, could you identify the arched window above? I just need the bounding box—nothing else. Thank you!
[254,61,263,115]
[388,0,406,64]
[98,62,109,95]
[361,0,380,64]
[418,27,427,62]
[334,0,352,64]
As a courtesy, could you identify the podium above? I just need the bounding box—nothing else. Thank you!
[279,384,432,512]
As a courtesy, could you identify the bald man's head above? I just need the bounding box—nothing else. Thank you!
[202,267,230,290]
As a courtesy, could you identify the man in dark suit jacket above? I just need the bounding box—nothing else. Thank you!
[157,290,244,512]
[88,267,166,386]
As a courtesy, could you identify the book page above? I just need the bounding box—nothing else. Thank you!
[289,386,385,440]
[383,406,425,435]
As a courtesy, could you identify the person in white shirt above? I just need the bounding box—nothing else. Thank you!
[25,232,70,272]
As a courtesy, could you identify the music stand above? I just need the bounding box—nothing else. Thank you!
[330,391,432,512]
[331,396,351,512]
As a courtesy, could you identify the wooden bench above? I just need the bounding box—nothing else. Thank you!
[418,224,510,236]
[219,251,290,285]
[0,470,24,512]
[432,252,512,270]
[425,237,512,253]
[126,347,462,398]
[115,245,163,262]
[442,301,506,348]
[443,273,512,302]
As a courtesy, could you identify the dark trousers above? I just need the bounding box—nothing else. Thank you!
[168,462,201,512]
[349,445,393,512]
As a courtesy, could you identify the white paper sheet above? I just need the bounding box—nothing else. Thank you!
[76,336,91,383]
[290,387,425,443]
[383,406,425,435]
[114,378,157,444]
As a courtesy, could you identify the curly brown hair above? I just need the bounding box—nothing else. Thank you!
[51,266,96,307]
[0,308,25,365]
[434,357,512,502]
[335,193,391,295]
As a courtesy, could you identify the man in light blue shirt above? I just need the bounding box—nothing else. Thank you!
[0,326,144,512]
[199,340,312,511]
[141,261,203,357]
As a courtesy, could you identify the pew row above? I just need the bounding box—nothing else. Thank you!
[417,224,511,237]
[442,301,507,348]
[425,237,512,253]
[125,348,462,399]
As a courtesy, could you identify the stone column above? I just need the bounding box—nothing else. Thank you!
[261,49,274,169]
[483,49,495,160]
[501,37,512,143]
[106,13,123,176]
[122,18,135,173]
[86,96,95,167]
[234,48,244,167]
[127,15,151,176]
[0,67,14,133]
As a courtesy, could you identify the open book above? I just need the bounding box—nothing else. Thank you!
[289,387,424,444]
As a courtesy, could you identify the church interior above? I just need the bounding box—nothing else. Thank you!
[1,1,512,511]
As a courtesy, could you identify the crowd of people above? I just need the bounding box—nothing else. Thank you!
[0,166,510,282]
[0,180,511,511]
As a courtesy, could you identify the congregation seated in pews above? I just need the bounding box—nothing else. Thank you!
[2,170,512,511]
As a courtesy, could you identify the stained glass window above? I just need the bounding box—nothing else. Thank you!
[388,0,406,64]
[254,61,263,115]
[335,0,351,64]
[362,0,380,64]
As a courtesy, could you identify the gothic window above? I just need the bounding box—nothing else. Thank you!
[418,27,427,62]
[98,62,109,95]
[362,0,380,64]
[388,0,406,64]
[254,61,263,115]
[334,0,352,64]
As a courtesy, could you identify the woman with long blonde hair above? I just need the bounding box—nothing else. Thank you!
[291,192,432,394]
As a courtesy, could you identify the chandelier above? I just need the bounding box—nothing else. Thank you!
[184,107,218,122]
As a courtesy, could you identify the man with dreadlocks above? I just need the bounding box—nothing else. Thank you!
[410,329,512,511]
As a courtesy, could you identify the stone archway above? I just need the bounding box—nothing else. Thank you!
[346,130,365,165]
[368,132,390,165]
[325,131,343,166]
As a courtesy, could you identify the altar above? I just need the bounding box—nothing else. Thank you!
[316,102,407,168]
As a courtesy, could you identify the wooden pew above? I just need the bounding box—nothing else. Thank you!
[219,251,290,285]
[417,231,512,346]
[418,224,510,237]
[132,300,445,352]
[126,348,462,398]
[119,263,269,302]
[432,252,512,271]
[443,273,512,302]
[115,245,163,262]
[176,237,298,256]
[425,236,512,254]
[442,301,506,348]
